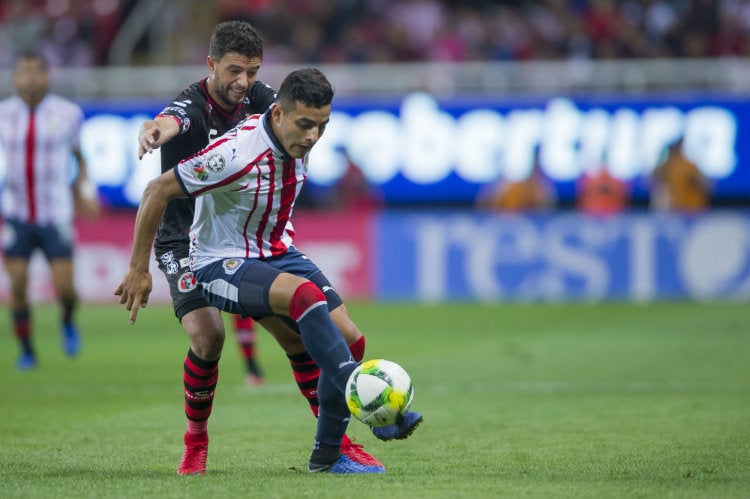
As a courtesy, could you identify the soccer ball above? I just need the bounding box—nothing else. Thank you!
[345,359,414,427]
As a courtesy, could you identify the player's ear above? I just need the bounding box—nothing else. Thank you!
[271,103,282,123]
[207,55,215,73]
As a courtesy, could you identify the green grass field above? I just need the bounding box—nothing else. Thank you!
[2,300,749,499]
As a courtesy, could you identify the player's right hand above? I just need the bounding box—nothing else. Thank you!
[138,125,161,160]
[114,269,153,324]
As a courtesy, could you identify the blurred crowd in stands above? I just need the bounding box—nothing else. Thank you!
[474,138,713,214]
[1,0,748,68]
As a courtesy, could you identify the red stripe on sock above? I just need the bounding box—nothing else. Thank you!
[185,356,217,377]
[293,368,321,384]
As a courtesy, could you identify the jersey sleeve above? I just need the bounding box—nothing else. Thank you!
[156,91,199,136]
[249,80,277,114]
[175,132,251,197]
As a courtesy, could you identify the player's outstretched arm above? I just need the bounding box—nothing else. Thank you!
[114,171,185,324]
[138,116,180,159]
[71,148,101,220]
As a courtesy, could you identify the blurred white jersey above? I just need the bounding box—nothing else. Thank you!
[0,94,83,225]
[174,112,308,270]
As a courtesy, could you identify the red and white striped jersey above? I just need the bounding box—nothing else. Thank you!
[174,112,308,270]
[0,94,83,225]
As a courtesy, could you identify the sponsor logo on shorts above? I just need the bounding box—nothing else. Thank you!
[179,257,190,268]
[223,258,243,275]
[178,271,197,292]
[206,153,225,173]
[159,251,179,275]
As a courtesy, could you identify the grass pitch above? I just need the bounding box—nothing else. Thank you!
[2,300,749,499]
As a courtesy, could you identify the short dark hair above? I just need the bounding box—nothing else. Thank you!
[209,21,263,61]
[277,68,334,110]
[15,51,48,70]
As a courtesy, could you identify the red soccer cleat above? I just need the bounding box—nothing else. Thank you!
[177,431,208,475]
[246,373,264,386]
[340,434,385,471]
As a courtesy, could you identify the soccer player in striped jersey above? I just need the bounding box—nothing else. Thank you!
[135,21,386,474]
[233,314,264,385]
[117,68,422,474]
[0,52,100,370]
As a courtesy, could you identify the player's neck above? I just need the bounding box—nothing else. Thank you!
[20,93,45,109]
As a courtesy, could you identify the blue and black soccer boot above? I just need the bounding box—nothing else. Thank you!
[372,410,423,441]
[16,352,37,370]
[307,454,385,474]
[61,323,81,357]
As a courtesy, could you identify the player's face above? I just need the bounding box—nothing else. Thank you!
[207,52,262,111]
[272,101,331,159]
[13,58,49,106]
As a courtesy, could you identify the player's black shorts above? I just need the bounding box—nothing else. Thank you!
[2,218,74,260]
[194,246,343,321]
[155,243,210,322]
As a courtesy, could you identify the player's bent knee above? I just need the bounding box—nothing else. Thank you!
[289,281,326,321]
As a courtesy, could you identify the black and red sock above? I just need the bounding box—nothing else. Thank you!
[287,329,366,418]
[183,349,219,433]
[234,316,262,376]
[12,309,33,355]
[61,297,76,327]
[288,351,321,417]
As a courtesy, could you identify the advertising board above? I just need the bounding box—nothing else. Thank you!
[2,92,744,208]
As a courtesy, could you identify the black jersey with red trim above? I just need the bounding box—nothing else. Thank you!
[154,78,276,249]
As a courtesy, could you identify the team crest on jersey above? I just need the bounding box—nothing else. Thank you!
[206,153,225,173]
[222,258,244,275]
[178,271,197,292]
[192,163,208,181]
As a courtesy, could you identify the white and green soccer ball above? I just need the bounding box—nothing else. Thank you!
[345,359,414,427]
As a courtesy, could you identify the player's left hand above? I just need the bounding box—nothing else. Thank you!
[73,178,102,220]
[114,269,153,324]
[75,196,101,220]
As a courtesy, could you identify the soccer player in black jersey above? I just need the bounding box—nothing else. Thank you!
[135,21,413,476]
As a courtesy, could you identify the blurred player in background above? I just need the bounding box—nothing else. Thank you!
[117,68,421,473]
[576,164,630,216]
[650,139,712,212]
[0,52,100,370]
[136,21,396,475]
[475,150,556,212]
[233,314,264,385]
